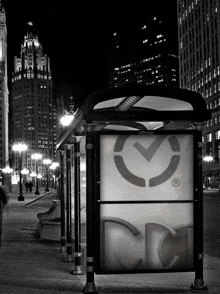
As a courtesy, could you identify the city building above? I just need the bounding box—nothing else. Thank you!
[108,13,179,88]
[177,0,220,186]
[10,30,56,176]
[0,1,9,170]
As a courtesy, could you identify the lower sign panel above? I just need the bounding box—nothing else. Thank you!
[99,203,194,273]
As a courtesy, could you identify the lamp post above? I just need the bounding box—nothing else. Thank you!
[43,159,52,192]
[203,155,214,189]
[31,153,42,195]
[37,174,42,187]
[50,162,59,189]
[60,112,74,259]
[30,171,37,186]
[12,143,28,201]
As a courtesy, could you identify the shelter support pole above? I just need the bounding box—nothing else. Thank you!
[72,137,83,275]
[83,124,98,294]
[59,149,66,253]
[65,144,74,262]
[191,125,208,292]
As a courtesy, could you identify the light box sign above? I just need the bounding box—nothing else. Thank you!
[96,132,196,274]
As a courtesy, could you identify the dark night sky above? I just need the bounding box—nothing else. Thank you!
[2,1,178,99]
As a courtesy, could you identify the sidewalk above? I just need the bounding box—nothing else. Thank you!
[0,189,219,293]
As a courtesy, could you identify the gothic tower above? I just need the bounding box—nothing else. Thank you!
[11,28,55,175]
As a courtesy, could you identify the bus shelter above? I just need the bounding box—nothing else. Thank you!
[56,84,211,293]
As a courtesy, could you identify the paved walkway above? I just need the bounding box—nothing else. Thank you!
[0,189,219,293]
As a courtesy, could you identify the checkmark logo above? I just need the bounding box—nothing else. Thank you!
[114,135,180,187]
[133,137,165,162]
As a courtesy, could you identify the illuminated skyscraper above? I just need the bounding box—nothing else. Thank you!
[109,14,179,88]
[178,0,220,181]
[11,30,55,173]
[0,1,9,169]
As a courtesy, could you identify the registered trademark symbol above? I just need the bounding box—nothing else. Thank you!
[172,178,181,187]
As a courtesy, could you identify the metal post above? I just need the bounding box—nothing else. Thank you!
[59,150,66,253]
[35,160,40,195]
[72,138,83,274]
[83,124,97,294]
[45,165,49,192]
[18,151,24,201]
[219,159,220,193]
[190,131,208,292]
[65,144,73,262]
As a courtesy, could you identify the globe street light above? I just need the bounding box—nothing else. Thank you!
[60,113,74,127]
[2,166,13,174]
[43,159,52,192]
[31,153,42,195]
[21,168,29,175]
[30,171,37,177]
[203,155,214,162]
[12,143,28,201]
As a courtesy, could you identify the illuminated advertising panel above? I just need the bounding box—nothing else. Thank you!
[97,132,196,274]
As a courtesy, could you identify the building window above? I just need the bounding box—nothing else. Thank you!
[207,133,212,142]
[215,130,220,140]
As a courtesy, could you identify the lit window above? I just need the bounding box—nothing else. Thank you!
[215,130,220,140]
[207,133,212,142]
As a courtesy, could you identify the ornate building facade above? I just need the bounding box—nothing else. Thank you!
[11,31,55,175]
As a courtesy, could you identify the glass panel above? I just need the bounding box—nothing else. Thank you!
[94,95,193,111]
[100,203,194,272]
[100,134,194,201]
[134,96,193,111]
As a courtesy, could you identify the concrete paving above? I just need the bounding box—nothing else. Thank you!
[0,188,219,293]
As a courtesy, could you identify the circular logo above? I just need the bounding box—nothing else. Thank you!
[114,135,180,187]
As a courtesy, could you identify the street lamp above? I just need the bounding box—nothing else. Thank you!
[21,168,29,175]
[30,171,37,178]
[43,159,52,192]
[2,166,13,174]
[12,143,28,201]
[203,155,214,188]
[21,168,29,185]
[50,162,60,188]
[31,153,42,195]
[60,113,74,127]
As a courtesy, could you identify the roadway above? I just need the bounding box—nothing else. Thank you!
[203,189,220,258]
